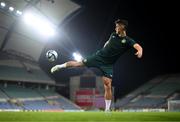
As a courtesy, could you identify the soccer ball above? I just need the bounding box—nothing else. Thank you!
[46,50,58,62]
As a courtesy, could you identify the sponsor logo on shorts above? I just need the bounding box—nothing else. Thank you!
[83,59,87,63]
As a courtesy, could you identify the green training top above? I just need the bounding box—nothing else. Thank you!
[95,32,136,64]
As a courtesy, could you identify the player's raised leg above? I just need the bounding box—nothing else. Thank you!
[102,76,112,111]
[51,61,84,73]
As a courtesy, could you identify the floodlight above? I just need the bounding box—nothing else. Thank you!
[9,6,14,12]
[0,2,6,8]
[23,12,56,37]
[16,10,22,15]
[73,52,83,62]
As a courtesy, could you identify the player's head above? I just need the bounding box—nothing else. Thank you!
[115,19,128,34]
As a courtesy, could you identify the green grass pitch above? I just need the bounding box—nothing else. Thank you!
[0,111,180,122]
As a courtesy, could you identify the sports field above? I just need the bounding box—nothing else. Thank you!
[0,112,180,122]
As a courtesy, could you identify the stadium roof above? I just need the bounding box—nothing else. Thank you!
[0,0,81,84]
[0,0,81,61]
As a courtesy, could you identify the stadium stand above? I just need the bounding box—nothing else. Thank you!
[0,83,82,111]
[115,74,180,110]
[0,50,82,111]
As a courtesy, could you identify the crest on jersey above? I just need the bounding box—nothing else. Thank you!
[121,39,126,43]
[112,35,116,38]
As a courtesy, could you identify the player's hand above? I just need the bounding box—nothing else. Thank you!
[135,51,142,58]
[133,43,143,58]
[51,65,60,73]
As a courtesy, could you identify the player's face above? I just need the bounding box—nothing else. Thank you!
[115,23,125,34]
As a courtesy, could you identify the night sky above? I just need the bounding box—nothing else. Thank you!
[40,0,179,99]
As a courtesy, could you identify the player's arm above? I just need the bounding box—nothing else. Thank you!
[133,43,143,58]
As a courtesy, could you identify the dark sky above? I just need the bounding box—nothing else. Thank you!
[40,0,179,99]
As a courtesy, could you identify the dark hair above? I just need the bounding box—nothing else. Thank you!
[115,19,128,29]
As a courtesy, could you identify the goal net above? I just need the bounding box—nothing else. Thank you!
[168,100,180,111]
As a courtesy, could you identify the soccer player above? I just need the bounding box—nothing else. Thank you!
[51,19,143,111]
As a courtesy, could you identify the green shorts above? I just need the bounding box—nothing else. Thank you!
[82,54,113,79]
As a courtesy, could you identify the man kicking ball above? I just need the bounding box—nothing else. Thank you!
[51,19,143,111]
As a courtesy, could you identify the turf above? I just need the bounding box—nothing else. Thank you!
[0,111,180,122]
